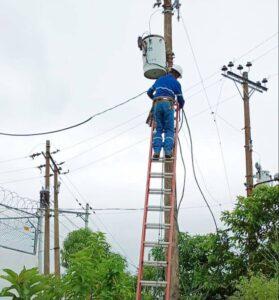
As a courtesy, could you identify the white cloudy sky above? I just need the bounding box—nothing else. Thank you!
[0,0,278,277]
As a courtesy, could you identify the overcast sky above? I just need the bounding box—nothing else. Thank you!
[0,0,278,279]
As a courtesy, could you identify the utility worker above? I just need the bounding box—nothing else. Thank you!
[147,64,185,159]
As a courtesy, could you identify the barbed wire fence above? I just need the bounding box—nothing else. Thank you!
[0,187,39,255]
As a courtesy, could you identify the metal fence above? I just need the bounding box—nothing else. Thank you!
[0,187,39,255]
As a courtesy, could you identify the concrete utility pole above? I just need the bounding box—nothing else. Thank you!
[85,203,89,229]
[44,140,51,274]
[38,190,45,273]
[53,165,61,277]
[222,63,268,197]
[163,1,180,299]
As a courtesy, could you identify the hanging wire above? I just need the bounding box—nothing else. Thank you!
[182,110,218,232]
[0,91,147,137]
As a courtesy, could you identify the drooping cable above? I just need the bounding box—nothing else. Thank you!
[182,110,218,232]
[177,136,186,214]
[0,90,147,137]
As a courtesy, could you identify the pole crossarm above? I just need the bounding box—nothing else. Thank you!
[0,216,38,220]
[49,208,89,216]
[222,71,268,93]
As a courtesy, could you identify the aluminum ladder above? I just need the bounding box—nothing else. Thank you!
[136,106,179,300]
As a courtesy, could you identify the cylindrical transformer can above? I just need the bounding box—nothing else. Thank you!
[142,35,167,79]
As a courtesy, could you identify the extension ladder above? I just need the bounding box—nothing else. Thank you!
[136,106,179,300]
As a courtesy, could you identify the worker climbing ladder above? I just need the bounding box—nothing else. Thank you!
[136,105,179,300]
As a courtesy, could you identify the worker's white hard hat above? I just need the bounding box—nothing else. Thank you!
[171,64,183,78]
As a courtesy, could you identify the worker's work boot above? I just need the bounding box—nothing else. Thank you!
[165,152,173,159]
[153,152,160,160]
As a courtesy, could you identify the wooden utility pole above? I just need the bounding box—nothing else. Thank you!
[243,72,253,196]
[164,0,173,68]
[53,165,61,277]
[44,140,50,274]
[163,1,180,299]
[222,64,268,197]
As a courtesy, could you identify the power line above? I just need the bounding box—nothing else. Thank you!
[61,174,138,270]
[70,137,148,173]
[252,45,278,62]
[0,175,44,185]
[181,16,233,202]
[0,91,147,137]
[0,156,28,164]
[189,93,238,119]
[65,121,144,162]
[182,110,219,232]
[0,166,36,175]
[181,31,278,94]
[9,202,234,212]
[61,214,80,230]
[179,128,223,209]
[60,111,148,152]
[236,32,278,61]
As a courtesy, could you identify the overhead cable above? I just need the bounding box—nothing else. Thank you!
[182,31,278,94]
[61,174,138,270]
[60,111,147,152]
[181,17,233,202]
[70,137,148,173]
[0,91,147,137]
[182,110,218,232]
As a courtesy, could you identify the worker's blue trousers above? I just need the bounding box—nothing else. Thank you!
[153,101,174,155]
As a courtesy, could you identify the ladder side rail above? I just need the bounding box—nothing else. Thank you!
[136,123,155,300]
[165,106,180,299]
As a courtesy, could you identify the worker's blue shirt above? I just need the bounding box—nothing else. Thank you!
[147,74,185,108]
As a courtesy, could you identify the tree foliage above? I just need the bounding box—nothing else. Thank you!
[229,273,279,300]
[1,186,278,299]
[62,229,135,299]
[179,185,279,299]
[0,267,47,299]
[61,228,97,268]
[0,230,135,299]
[222,185,279,276]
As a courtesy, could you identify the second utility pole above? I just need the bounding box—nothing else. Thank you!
[242,72,253,196]
[44,140,50,274]
[222,63,268,196]
[164,1,180,299]
[53,164,61,277]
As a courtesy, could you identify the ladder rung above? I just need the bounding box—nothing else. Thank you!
[152,158,174,163]
[150,172,173,179]
[149,188,172,195]
[146,223,170,229]
[147,205,172,212]
[144,260,167,267]
[141,280,167,287]
[144,241,169,248]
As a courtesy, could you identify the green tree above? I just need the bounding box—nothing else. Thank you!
[63,251,95,299]
[229,273,279,300]
[179,231,242,299]
[61,228,98,268]
[222,185,279,276]
[0,267,47,299]
[178,185,279,299]
[61,229,135,299]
